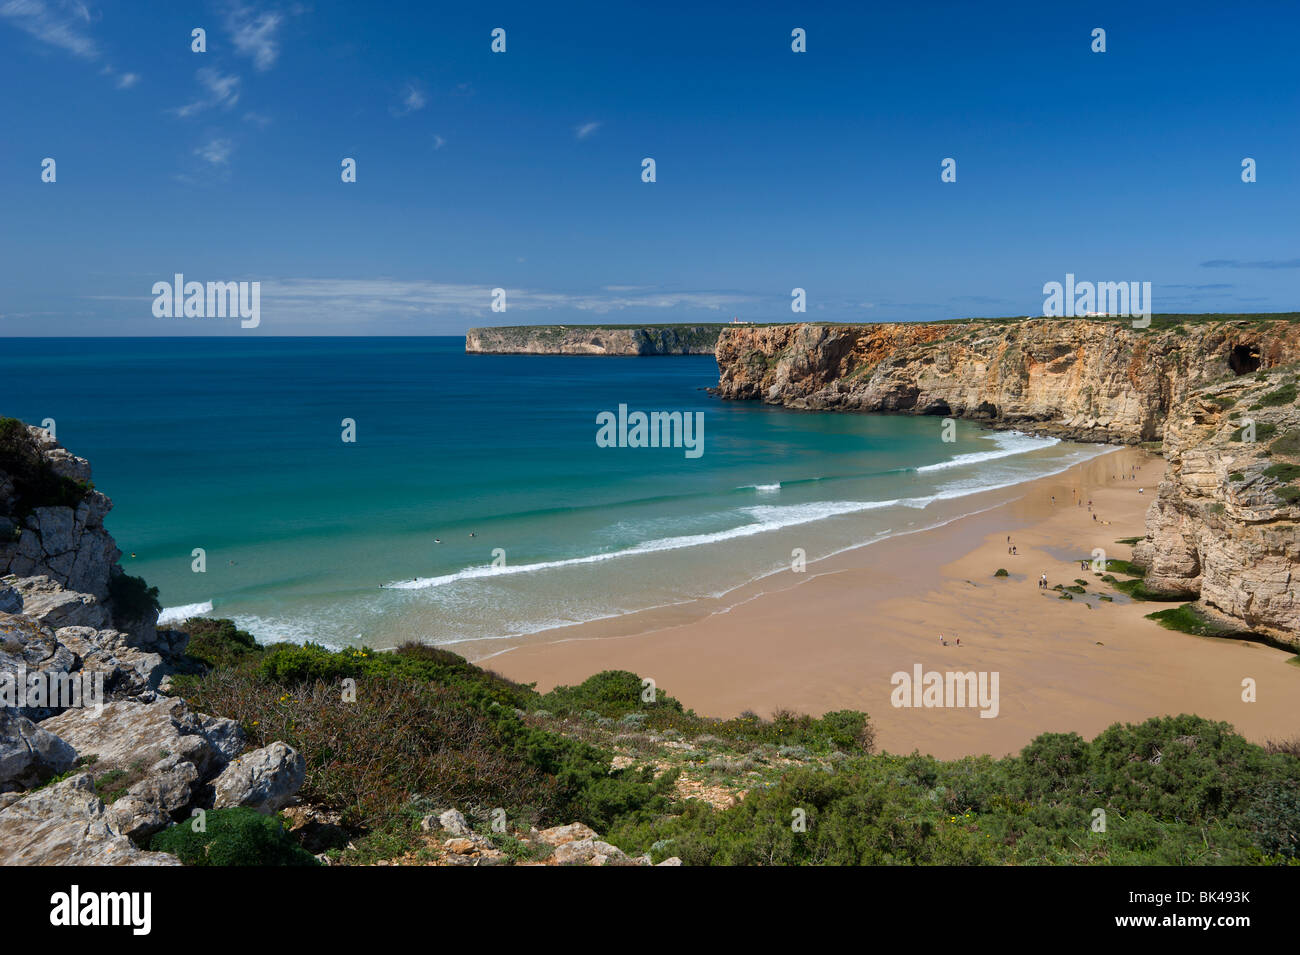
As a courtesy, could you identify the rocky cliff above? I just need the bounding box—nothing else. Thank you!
[1133,369,1300,646]
[467,324,723,355]
[714,318,1300,444]
[1,420,306,864]
[714,318,1300,644]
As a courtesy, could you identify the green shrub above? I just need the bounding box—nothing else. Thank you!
[1229,472,1245,482]
[994,568,1009,577]
[0,417,95,518]
[1259,383,1298,407]
[1263,462,1300,482]
[107,572,161,624]
[149,808,319,866]
[1270,431,1300,455]
[180,617,259,670]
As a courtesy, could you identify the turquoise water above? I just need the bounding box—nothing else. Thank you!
[1,337,1111,650]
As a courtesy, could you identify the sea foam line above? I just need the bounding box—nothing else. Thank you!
[157,600,214,625]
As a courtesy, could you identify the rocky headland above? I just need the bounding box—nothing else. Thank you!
[1,420,307,864]
[712,317,1300,646]
[466,323,724,355]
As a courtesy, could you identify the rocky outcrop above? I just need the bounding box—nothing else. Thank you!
[1,423,120,602]
[211,741,306,814]
[467,324,723,355]
[0,773,181,865]
[714,319,1300,445]
[0,418,306,863]
[715,318,1300,643]
[0,709,76,790]
[1133,369,1300,646]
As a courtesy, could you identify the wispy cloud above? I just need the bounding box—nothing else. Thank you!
[194,137,235,166]
[432,134,446,150]
[225,4,284,71]
[241,278,757,324]
[113,70,138,89]
[1201,258,1300,270]
[391,83,426,117]
[174,67,241,117]
[1,0,98,58]
[574,121,601,140]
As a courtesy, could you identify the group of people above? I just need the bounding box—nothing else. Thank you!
[938,633,960,647]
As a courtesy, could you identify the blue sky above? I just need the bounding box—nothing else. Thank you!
[1,0,1297,335]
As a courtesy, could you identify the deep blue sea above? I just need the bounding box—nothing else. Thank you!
[0,337,1113,652]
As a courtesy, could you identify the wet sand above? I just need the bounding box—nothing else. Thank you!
[485,447,1300,759]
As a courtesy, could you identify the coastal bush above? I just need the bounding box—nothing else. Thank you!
[993,568,1009,577]
[1270,430,1300,455]
[1263,462,1300,483]
[150,808,319,866]
[1275,486,1300,504]
[1259,383,1298,407]
[1232,422,1277,442]
[1229,472,1245,482]
[180,617,260,670]
[0,417,95,518]
[607,716,1300,865]
[107,572,161,624]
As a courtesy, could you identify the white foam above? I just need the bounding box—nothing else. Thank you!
[737,483,781,492]
[157,600,213,625]
[385,497,921,591]
[916,430,1060,473]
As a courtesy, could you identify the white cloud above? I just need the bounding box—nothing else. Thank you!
[1,0,98,58]
[253,278,757,324]
[574,121,601,140]
[114,70,138,89]
[194,137,235,165]
[174,67,241,117]
[225,4,284,71]
[433,134,446,150]
[391,83,426,117]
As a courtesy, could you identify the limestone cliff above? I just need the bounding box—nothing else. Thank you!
[714,318,1300,444]
[467,324,722,355]
[714,318,1300,644]
[1133,369,1299,646]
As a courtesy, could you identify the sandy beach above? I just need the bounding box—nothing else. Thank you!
[485,446,1300,759]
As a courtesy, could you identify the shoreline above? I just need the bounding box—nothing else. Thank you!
[485,446,1300,759]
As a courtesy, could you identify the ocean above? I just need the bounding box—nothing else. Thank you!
[1,337,1114,653]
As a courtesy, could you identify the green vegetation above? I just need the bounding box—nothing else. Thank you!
[1114,536,1143,545]
[1270,430,1300,455]
[993,568,1009,577]
[1229,472,1245,482]
[1263,462,1300,483]
[1259,383,1298,407]
[150,808,320,866]
[1146,604,1244,638]
[606,715,1300,864]
[107,572,161,624]
[1100,558,1143,577]
[0,417,95,520]
[1276,486,1300,504]
[169,619,1300,865]
[1232,421,1278,443]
